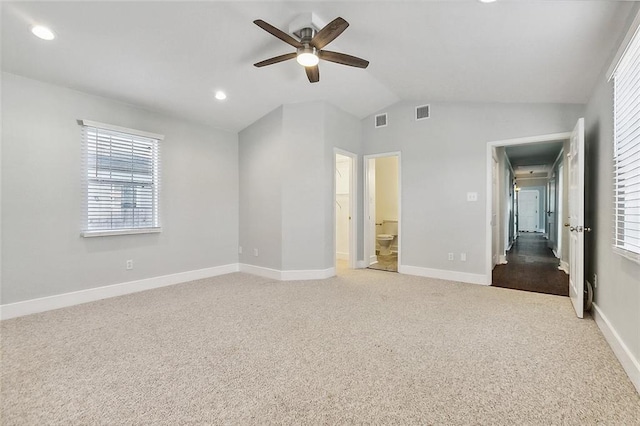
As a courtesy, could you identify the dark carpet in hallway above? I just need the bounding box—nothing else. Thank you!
[492,233,569,296]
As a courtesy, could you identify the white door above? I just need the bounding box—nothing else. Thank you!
[335,155,351,264]
[568,118,585,318]
[518,191,539,232]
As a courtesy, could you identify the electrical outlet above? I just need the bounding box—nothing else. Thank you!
[254,249,259,257]
[448,253,454,261]
[593,274,598,289]
[467,192,478,202]
[460,253,467,262]
[126,260,133,270]
[238,246,243,254]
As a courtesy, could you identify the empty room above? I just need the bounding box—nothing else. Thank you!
[1,1,639,424]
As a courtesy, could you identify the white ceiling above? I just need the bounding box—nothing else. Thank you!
[2,1,635,132]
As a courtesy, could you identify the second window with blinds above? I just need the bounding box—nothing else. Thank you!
[80,120,163,237]
[611,22,640,263]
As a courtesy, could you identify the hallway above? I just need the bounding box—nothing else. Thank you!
[492,233,569,296]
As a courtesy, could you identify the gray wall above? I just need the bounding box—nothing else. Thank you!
[239,101,362,271]
[585,47,640,362]
[362,102,585,276]
[238,107,283,270]
[324,103,363,265]
[281,103,326,270]
[1,72,239,304]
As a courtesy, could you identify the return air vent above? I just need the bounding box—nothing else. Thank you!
[416,104,430,121]
[374,113,388,128]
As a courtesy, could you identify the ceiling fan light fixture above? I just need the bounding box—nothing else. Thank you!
[296,47,319,67]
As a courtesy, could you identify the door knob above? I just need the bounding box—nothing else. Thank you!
[584,227,592,232]
[564,223,570,227]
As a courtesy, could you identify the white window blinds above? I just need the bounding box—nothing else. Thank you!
[612,26,640,259]
[81,121,162,236]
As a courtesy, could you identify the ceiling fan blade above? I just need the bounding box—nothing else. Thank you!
[311,17,349,50]
[254,52,297,67]
[254,20,302,48]
[318,50,369,68]
[305,65,320,83]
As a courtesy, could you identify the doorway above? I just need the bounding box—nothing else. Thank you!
[486,132,572,296]
[364,153,401,272]
[334,149,357,272]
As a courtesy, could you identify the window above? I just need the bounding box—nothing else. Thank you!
[612,25,640,261]
[80,120,163,237]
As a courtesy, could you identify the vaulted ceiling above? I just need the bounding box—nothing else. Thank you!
[2,1,635,132]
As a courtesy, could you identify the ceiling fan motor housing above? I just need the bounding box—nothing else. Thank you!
[289,12,325,39]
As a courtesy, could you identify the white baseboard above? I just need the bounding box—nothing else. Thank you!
[558,260,569,274]
[239,264,335,281]
[356,260,368,269]
[552,249,559,258]
[281,267,335,281]
[0,263,240,320]
[498,255,508,265]
[399,265,489,286]
[592,303,640,394]
[336,252,349,261]
[239,263,282,280]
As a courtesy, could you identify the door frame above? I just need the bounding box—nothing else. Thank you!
[491,153,500,267]
[363,151,402,270]
[334,148,358,270]
[485,132,571,283]
[557,163,564,262]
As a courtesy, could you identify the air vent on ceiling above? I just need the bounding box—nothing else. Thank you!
[416,104,430,121]
[375,113,388,128]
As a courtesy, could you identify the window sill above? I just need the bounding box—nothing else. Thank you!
[612,246,640,266]
[81,228,162,238]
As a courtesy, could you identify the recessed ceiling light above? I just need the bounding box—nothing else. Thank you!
[214,91,227,101]
[31,25,55,40]
[479,0,497,3]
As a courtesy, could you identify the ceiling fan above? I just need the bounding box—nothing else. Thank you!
[253,17,369,83]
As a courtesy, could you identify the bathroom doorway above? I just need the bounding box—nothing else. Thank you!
[334,149,357,272]
[364,153,401,272]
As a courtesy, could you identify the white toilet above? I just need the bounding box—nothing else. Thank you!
[376,220,398,256]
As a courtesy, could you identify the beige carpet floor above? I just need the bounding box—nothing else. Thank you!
[2,269,639,425]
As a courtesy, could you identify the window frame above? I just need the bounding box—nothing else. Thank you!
[79,120,163,238]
